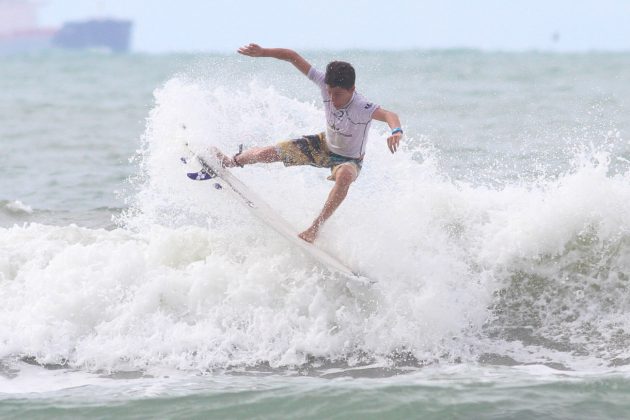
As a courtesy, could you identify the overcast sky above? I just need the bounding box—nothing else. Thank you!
[38,0,630,53]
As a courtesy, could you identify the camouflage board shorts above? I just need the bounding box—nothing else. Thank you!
[276,133,363,181]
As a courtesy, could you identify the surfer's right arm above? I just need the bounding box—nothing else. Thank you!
[237,43,312,76]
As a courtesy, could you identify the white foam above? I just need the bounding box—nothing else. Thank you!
[1,77,630,374]
[4,200,33,214]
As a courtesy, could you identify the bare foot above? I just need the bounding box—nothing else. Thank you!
[209,147,237,168]
[298,226,319,243]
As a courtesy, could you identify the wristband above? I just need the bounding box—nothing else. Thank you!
[391,127,403,136]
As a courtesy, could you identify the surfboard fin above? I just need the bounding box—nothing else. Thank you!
[182,153,218,181]
[186,169,218,181]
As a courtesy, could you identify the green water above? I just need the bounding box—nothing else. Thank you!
[2,50,630,419]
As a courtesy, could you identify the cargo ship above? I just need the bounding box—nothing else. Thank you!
[53,19,132,52]
[0,0,132,54]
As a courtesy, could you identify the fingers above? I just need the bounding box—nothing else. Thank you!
[387,135,400,153]
[237,43,260,56]
[237,45,252,55]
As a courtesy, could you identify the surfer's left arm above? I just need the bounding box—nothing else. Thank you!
[372,108,403,154]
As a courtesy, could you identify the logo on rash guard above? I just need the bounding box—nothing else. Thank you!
[334,110,346,119]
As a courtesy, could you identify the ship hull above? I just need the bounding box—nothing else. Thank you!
[52,19,132,53]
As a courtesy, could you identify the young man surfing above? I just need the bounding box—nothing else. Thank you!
[215,43,403,243]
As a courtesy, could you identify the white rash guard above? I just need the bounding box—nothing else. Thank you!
[307,66,379,159]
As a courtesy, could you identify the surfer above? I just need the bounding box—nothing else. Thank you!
[216,43,403,243]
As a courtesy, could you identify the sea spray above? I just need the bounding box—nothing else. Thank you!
[2,75,630,375]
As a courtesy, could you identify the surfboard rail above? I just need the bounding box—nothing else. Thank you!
[186,146,366,280]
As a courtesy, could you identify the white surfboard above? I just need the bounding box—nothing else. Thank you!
[186,147,368,281]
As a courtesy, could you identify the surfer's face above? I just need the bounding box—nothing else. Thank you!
[327,85,354,109]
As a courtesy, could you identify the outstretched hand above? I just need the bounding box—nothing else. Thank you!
[238,43,264,57]
[387,132,402,153]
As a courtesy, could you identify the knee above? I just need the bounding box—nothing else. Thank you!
[254,146,280,163]
[335,167,356,189]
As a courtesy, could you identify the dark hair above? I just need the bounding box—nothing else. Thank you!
[324,61,355,89]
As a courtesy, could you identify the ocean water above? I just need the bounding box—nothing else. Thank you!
[1,50,630,419]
